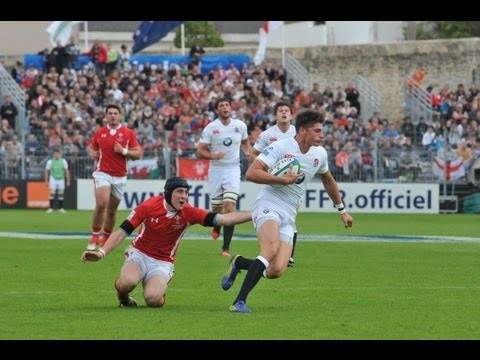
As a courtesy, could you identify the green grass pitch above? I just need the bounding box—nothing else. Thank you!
[1,210,479,339]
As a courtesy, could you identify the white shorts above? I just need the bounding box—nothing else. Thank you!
[208,166,240,199]
[123,246,175,284]
[93,171,127,200]
[252,201,296,245]
[49,177,65,191]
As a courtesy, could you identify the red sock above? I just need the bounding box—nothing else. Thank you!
[90,226,101,243]
[101,229,112,246]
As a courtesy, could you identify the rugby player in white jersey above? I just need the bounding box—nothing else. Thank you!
[251,101,297,267]
[197,98,252,257]
[222,109,353,313]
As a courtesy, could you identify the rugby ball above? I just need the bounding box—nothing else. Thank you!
[268,158,301,176]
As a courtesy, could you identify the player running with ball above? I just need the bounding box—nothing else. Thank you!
[222,109,353,313]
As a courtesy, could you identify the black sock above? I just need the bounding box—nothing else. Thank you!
[49,198,54,209]
[234,258,266,304]
[236,255,254,270]
[223,225,235,251]
[291,232,297,258]
[59,198,64,209]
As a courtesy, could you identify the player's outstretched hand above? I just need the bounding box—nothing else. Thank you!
[341,213,354,228]
[81,250,104,263]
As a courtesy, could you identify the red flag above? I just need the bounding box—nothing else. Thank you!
[177,159,209,180]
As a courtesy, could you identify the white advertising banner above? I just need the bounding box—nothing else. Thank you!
[77,180,439,214]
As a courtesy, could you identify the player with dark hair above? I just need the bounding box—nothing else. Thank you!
[197,98,252,256]
[87,104,142,250]
[222,110,353,313]
[251,101,298,267]
[81,177,252,307]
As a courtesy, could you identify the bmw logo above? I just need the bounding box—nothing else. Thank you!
[223,137,233,147]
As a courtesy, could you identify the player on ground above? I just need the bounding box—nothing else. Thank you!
[81,177,252,307]
[222,109,353,313]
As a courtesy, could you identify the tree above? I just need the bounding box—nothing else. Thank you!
[412,21,480,40]
[173,21,223,48]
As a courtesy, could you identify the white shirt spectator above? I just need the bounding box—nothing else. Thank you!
[422,127,436,147]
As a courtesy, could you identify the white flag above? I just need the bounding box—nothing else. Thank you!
[47,21,82,47]
[432,156,465,182]
[254,21,284,66]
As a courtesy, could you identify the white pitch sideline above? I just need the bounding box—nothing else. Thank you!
[0,232,479,243]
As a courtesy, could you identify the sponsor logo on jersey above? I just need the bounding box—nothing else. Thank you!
[223,137,233,147]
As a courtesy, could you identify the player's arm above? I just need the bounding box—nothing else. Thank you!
[114,143,142,160]
[318,170,353,228]
[64,160,71,186]
[88,144,99,160]
[197,142,222,160]
[81,220,135,262]
[246,158,300,186]
[65,168,71,187]
[251,148,261,158]
[44,166,49,184]
[203,211,252,227]
[240,138,253,162]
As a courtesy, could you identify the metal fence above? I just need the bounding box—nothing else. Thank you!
[1,147,449,185]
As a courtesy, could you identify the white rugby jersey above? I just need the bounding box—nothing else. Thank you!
[256,137,328,211]
[253,124,296,153]
[199,118,248,168]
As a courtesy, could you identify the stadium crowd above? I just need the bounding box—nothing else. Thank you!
[1,40,479,182]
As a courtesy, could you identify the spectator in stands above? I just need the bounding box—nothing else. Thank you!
[118,45,131,72]
[398,146,422,182]
[452,104,469,124]
[263,61,276,82]
[345,81,361,115]
[456,140,474,174]
[138,115,155,140]
[360,147,374,181]
[86,39,108,75]
[422,125,436,149]
[189,39,205,67]
[65,36,80,70]
[4,140,21,179]
[400,116,415,140]
[10,61,24,80]
[437,141,457,161]
[414,116,428,145]
[50,41,68,73]
[25,133,41,155]
[37,48,51,71]
[1,96,18,131]
[168,122,189,154]
[106,43,119,75]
